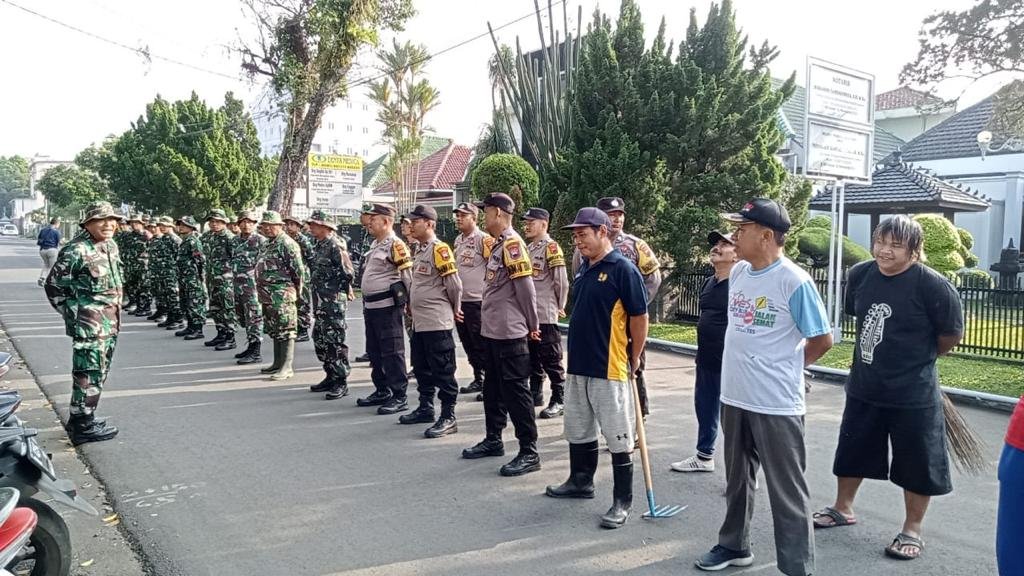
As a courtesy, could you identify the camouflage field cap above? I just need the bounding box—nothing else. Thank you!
[282,213,304,225]
[260,211,285,225]
[206,209,231,223]
[157,216,175,226]
[80,201,120,226]
[176,215,200,230]
[237,210,260,223]
[306,209,333,227]
[127,211,145,223]
[141,214,152,224]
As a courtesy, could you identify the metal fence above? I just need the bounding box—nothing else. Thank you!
[671,266,1024,360]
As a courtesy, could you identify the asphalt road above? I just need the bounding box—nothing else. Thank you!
[0,236,1009,576]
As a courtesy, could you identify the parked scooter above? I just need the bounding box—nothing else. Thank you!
[0,359,96,576]
[0,487,40,576]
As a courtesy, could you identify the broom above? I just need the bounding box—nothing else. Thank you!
[942,392,989,475]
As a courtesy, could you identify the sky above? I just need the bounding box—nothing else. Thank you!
[0,0,1004,161]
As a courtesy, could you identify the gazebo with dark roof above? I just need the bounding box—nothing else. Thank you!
[809,151,991,233]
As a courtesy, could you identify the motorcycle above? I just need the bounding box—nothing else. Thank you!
[0,487,39,576]
[0,353,96,575]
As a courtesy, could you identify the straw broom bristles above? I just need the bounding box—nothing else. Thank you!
[942,392,990,475]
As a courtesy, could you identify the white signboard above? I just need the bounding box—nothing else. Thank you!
[308,154,363,210]
[805,121,872,183]
[803,57,875,183]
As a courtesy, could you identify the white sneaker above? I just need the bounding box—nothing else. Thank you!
[671,455,715,473]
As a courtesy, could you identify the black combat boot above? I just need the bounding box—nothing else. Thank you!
[540,386,565,419]
[398,402,434,424]
[174,323,192,337]
[354,352,370,362]
[460,374,484,394]
[146,307,165,321]
[462,435,504,459]
[204,329,226,347]
[545,441,598,498]
[235,340,256,359]
[260,340,284,374]
[183,325,205,340]
[377,396,408,415]
[600,452,633,529]
[356,389,392,407]
[295,327,310,342]
[123,300,137,313]
[310,375,333,393]
[325,379,349,400]
[67,414,119,446]
[500,443,541,477]
[215,331,237,351]
[269,339,295,380]
[236,341,261,365]
[425,404,457,438]
[164,314,185,330]
[133,302,152,317]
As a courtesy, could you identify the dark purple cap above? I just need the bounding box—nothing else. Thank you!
[596,196,626,214]
[453,201,479,216]
[474,192,515,214]
[707,230,734,246]
[523,207,549,221]
[407,204,437,221]
[561,207,611,229]
[363,203,397,218]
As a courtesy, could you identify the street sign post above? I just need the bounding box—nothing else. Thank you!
[307,154,363,212]
[803,57,875,342]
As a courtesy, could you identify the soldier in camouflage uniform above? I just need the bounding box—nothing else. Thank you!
[129,215,154,316]
[175,216,208,340]
[154,216,184,330]
[44,201,122,445]
[203,210,238,351]
[121,214,143,312]
[283,215,314,343]
[257,211,307,381]
[144,219,167,323]
[306,210,355,399]
[232,210,265,364]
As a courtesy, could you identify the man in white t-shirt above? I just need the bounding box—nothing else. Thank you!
[695,198,833,576]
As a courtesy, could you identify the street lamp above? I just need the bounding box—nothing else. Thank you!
[977,130,1024,160]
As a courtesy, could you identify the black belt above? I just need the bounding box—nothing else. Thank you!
[364,291,393,303]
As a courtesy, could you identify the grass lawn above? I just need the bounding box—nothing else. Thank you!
[648,323,1024,399]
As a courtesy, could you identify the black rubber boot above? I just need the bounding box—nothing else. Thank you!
[260,340,284,374]
[398,403,434,424]
[67,414,119,446]
[183,325,205,341]
[500,443,541,476]
[204,329,226,347]
[462,435,504,459]
[545,441,598,498]
[215,331,237,351]
[325,379,349,400]
[236,341,261,365]
[425,404,457,438]
[269,339,295,380]
[600,452,633,529]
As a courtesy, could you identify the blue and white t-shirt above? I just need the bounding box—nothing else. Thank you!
[720,258,830,416]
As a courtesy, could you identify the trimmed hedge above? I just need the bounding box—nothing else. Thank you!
[470,153,539,213]
[797,226,872,267]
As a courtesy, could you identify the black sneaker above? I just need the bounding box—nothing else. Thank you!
[540,401,564,419]
[356,390,392,407]
[398,407,434,424]
[695,546,754,571]
[377,397,408,415]
[500,451,541,476]
[354,353,370,362]
[459,379,483,394]
[461,437,504,459]
[310,378,332,393]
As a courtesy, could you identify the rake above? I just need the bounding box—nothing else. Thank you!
[628,368,686,519]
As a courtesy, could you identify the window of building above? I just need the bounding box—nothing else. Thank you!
[328,122,335,130]
[362,104,368,111]
[346,147,353,155]
[346,101,352,109]
[362,127,369,134]
[363,149,368,157]
[346,124,352,132]
[311,143,322,152]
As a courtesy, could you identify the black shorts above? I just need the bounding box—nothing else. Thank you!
[832,395,952,496]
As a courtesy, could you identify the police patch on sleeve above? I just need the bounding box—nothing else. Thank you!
[482,235,496,259]
[545,241,565,268]
[635,239,660,276]
[504,239,533,279]
[390,240,413,271]
[433,242,457,276]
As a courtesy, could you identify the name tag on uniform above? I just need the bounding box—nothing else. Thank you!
[415,263,430,275]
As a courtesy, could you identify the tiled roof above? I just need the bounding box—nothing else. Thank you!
[809,153,991,212]
[872,127,906,163]
[362,135,453,188]
[899,96,1018,161]
[375,141,472,194]
[875,86,942,111]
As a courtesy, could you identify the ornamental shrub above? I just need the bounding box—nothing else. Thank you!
[470,153,539,214]
[797,226,872,268]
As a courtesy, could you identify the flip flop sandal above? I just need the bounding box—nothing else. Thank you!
[885,532,924,560]
[813,506,857,529]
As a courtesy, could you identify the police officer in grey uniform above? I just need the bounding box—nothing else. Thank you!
[461,193,542,477]
[398,205,463,438]
[573,196,662,419]
[523,207,569,418]
[355,203,414,415]
[453,201,494,397]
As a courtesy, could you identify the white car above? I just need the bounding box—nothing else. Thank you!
[0,224,18,236]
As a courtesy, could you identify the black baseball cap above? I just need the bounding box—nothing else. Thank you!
[596,197,626,213]
[707,230,734,246]
[523,207,550,221]
[474,192,515,214]
[407,204,438,221]
[722,198,791,233]
[453,201,479,216]
[562,207,611,229]
[363,203,397,218]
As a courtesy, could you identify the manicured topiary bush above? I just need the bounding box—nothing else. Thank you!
[797,225,872,268]
[805,215,832,230]
[913,214,973,275]
[956,268,994,288]
[470,153,539,213]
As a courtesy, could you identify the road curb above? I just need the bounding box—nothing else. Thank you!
[556,324,1018,413]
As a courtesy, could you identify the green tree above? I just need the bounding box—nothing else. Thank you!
[470,153,539,214]
[468,109,516,177]
[901,0,1024,135]
[239,0,414,212]
[35,164,110,208]
[0,155,30,216]
[99,92,273,216]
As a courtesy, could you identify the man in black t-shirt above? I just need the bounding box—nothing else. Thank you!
[671,230,736,473]
[812,215,963,562]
